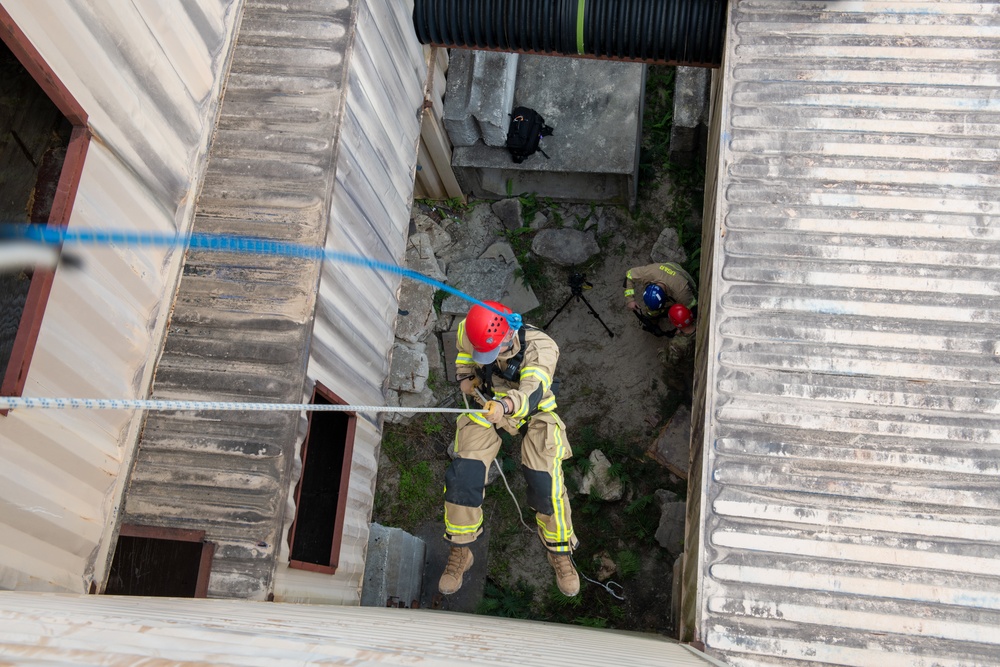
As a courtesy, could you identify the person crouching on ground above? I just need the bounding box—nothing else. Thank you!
[623,262,697,337]
[439,300,580,597]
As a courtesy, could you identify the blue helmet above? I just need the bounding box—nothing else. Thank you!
[642,284,666,310]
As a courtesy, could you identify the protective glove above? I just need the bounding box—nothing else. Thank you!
[459,376,480,396]
[483,400,506,424]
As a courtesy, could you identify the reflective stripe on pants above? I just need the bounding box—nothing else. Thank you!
[443,412,577,553]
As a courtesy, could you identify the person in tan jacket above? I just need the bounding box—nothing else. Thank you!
[623,262,697,337]
[438,300,580,598]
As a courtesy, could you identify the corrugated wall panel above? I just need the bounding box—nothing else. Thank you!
[0,592,720,666]
[122,0,358,601]
[272,0,424,605]
[698,1,1000,665]
[0,1,241,593]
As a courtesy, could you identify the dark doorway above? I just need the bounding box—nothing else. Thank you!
[0,8,90,405]
[105,526,214,597]
[0,39,72,384]
[288,383,357,573]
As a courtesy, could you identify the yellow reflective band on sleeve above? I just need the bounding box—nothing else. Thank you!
[626,270,633,279]
[445,509,483,535]
[537,396,557,412]
[659,264,677,275]
[468,412,493,428]
[519,367,551,391]
[624,288,634,297]
[511,400,529,420]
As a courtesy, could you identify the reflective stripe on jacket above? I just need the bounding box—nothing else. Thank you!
[624,262,696,315]
[454,322,559,427]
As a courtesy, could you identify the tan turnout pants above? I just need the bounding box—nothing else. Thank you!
[443,411,578,553]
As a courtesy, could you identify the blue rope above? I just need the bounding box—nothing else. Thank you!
[2,224,523,331]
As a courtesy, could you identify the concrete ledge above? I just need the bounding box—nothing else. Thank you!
[360,524,426,608]
[451,55,645,208]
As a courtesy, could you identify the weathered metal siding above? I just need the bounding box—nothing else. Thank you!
[698,1,1000,665]
[0,592,722,666]
[122,0,357,600]
[0,1,241,593]
[273,0,424,604]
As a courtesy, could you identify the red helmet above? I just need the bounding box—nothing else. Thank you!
[465,301,512,363]
[668,303,693,328]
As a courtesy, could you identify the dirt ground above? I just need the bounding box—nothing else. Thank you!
[375,180,698,635]
[373,65,697,634]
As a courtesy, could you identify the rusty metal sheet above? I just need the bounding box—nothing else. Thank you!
[697,1,1000,664]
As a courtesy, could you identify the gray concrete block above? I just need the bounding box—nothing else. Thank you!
[443,49,480,147]
[670,66,711,165]
[474,51,518,147]
[361,523,427,608]
[444,50,518,148]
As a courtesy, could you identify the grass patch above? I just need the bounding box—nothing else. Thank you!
[638,66,676,189]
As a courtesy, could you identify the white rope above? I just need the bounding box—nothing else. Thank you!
[0,396,485,414]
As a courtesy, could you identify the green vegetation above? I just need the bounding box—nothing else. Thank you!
[432,289,447,315]
[417,196,469,217]
[373,420,447,533]
[636,65,705,284]
[638,66,676,188]
[503,225,549,291]
[477,579,535,618]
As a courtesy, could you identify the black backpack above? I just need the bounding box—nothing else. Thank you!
[506,106,553,163]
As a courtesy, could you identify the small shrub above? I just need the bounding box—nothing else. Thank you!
[432,289,447,315]
[422,414,444,435]
[478,579,535,619]
[616,550,642,579]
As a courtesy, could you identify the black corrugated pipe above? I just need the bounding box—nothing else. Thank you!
[412,0,727,68]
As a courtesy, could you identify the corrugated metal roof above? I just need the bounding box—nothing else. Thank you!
[0,592,720,666]
[123,0,356,600]
[0,0,240,593]
[698,1,1000,665]
[273,0,425,604]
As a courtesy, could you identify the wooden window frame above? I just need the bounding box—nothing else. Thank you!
[113,525,215,598]
[287,382,357,575]
[0,6,91,406]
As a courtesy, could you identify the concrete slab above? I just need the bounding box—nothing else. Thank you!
[415,520,491,613]
[360,524,427,608]
[647,404,691,479]
[452,55,645,207]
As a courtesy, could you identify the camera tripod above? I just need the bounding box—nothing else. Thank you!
[543,273,614,338]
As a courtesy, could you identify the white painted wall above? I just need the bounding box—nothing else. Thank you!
[0,0,243,592]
